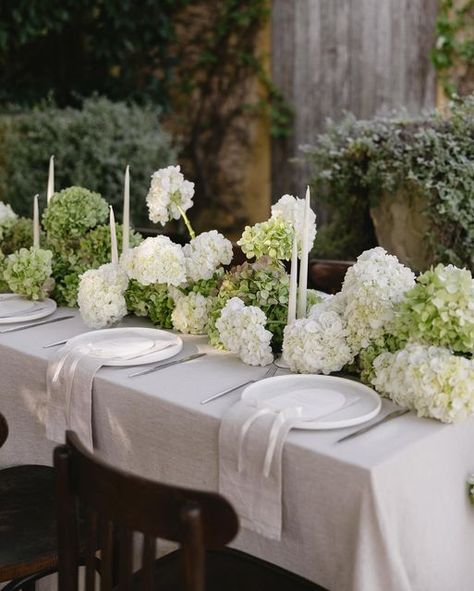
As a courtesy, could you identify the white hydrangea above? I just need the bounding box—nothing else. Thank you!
[0,202,18,240]
[372,343,474,423]
[183,230,233,282]
[171,291,212,335]
[340,247,415,353]
[308,292,346,319]
[216,297,273,366]
[146,165,194,225]
[78,263,129,329]
[121,236,186,287]
[271,194,317,254]
[283,308,353,374]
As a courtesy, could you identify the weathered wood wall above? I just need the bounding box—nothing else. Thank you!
[271,0,439,199]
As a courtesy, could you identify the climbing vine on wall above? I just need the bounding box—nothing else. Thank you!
[431,0,474,97]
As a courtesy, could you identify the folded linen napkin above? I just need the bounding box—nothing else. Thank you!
[219,401,294,540]
[44,334,171,450]
[45,345,104,450]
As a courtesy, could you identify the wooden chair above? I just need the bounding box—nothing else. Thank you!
[0,413,57,591]
[55,431,325,591]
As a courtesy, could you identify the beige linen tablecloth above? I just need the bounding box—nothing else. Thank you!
[1,309,474,591]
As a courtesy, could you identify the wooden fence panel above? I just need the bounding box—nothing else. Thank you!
[271,0,439,199]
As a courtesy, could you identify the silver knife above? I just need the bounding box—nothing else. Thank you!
[128,352,206,378]
[43,338,69,349]
[336,409,410,443]
[0,314,75,334]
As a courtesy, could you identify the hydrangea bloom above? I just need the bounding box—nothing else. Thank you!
[393,264,474,354]
[124,280,174,328]
[216,297,273,366]
[237,217,293,260]
[42,186,108,245]
[372,343,474,423]
[207,258,291,350]
[1,217,33,255]
[171,291,212,335]
[121,236,186,287]
[78,263,128,329]
[4,247,54,300]
[340,247,415,353]
[0,202,18,241]
[183,230,233,282]
[146,165,194,225]
[271,194,317,254]
[283,309,353,374]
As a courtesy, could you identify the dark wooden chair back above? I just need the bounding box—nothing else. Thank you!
[309,259,354,294]
[0,412,8,449]
[54,432,239,591]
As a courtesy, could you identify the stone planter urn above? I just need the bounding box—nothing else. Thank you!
[370,188,434,272]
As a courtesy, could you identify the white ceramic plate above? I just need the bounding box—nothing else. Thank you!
[241,374,381,430]
[61,327,183,366]
[0,294,57,324]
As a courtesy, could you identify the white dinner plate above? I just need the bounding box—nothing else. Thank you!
[60,327,183,366]
[241,374,381,430]
[0,294,57,324]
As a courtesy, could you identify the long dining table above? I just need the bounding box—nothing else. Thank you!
[1,309,474,591]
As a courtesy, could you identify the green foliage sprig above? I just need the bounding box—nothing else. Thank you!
[303,96,474,270]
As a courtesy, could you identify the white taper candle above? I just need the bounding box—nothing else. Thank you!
[46,155,54,203]
[297,186,310,319]
[122,165,130,254]
[287,236,298,324]
[33,194,40,249]
[109,206,119,265]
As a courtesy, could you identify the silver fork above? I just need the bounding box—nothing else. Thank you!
[200,364,278,405]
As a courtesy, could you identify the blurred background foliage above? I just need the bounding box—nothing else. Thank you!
[0,98,175,226]
[303,96,474,271]
[0,0,286,231]
[431,0,474,98]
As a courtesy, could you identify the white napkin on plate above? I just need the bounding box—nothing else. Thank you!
[45,335,170,450]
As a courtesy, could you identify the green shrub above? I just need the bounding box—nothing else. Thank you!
[0,97,176,227]
[303,96,474,270]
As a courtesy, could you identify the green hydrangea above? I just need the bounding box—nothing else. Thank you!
[125,279,174,328]
[238,218,293,261]
[42,186,108,247]
[3,247,54,300]
[0,250,9,292]
[50,224,143,307]
[356,333,404,384]
[76,224,142,270]
[179,268,224,298]
[393,264,474,353]
[1,217,34,255]
[207,257,291,351]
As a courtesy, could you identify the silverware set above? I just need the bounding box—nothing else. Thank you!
[200,364,278,405]
[336,409,410,443]
[128,352,206,378]
[0,314,75,334]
